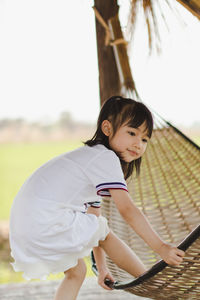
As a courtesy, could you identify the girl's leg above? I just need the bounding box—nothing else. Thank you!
[54,259,87,300]
[99,231,147,277]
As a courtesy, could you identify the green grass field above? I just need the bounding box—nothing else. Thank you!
[0,141,83,220]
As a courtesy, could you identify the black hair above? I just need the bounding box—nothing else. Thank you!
[84,96,153,179]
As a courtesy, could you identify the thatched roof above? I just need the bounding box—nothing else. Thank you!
[127,0,200,53]
[176,0,200,19]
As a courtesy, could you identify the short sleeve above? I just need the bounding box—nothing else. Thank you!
[85,149,128,197]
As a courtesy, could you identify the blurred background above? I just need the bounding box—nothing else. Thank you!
[0,0,199,284]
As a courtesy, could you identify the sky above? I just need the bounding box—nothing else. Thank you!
[0,0,199,127]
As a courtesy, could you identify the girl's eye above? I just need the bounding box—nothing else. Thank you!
[142,138,148,143]
[128,131,135,136]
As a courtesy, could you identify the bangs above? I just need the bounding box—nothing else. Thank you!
[123,103,153,138]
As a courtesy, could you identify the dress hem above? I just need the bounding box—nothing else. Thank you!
[10,215,110,280]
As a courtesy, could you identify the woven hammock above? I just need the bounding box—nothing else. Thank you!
[92,9,200,298]
[91,117,200,300]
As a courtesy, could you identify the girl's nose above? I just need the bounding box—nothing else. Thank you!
[133,137,141,149]
[135,143,141,150]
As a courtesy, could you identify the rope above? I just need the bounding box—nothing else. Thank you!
[93,6,128,46]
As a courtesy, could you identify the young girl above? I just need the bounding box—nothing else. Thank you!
[9,96,184,300]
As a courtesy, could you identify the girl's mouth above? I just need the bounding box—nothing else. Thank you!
[128,149,138,157]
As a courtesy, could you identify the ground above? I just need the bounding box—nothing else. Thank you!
[0,277,149,300]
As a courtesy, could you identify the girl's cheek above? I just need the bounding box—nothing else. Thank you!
[141,145,147,155]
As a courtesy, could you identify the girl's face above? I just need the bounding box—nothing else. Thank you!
[102,120,150,162]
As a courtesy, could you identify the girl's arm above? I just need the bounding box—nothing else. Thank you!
[93,246,114,290]
[110,189,184,266]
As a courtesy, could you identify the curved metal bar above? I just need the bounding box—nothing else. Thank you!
[91,224,200,289]
[166,121,200,151]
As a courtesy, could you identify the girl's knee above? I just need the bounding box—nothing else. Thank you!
[64,259,87,281]
[99,230,113,246]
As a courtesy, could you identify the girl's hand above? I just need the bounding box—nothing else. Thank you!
[158,243,185,266]
[98,268,115,290]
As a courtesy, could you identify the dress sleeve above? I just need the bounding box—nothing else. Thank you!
[85,149,128,197]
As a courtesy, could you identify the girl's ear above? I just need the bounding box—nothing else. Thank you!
[101,120,112,136]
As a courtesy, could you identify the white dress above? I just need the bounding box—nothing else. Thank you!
[9,144,128,280]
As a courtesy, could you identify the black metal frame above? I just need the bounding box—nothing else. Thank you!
[91,224,200,289]
[166,121,200,150]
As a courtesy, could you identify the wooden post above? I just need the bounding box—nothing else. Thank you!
[94,0,121,106]
[108,14,137,97]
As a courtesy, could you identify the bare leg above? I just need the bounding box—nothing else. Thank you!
[99,231,146,277]
[54,259,86,300]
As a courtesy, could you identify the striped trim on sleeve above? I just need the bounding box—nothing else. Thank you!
[96,182,128,197]
[87,201,101,208]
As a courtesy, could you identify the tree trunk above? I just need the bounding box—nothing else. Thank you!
[94,0,121,106]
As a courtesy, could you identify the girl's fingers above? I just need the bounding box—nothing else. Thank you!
[104,275,114,290]
[107,273,115,282]
[162,244,185,266]
[175,254,183,261]
[100,280,113,290]
[169,254,184,266]
[177,249,185,257]
[98,272,115,290]
[102,283,112,290]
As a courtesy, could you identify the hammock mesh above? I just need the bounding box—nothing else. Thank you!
[101,122,200,299]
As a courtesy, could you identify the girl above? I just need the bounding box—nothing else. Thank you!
[9,96,184,300]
